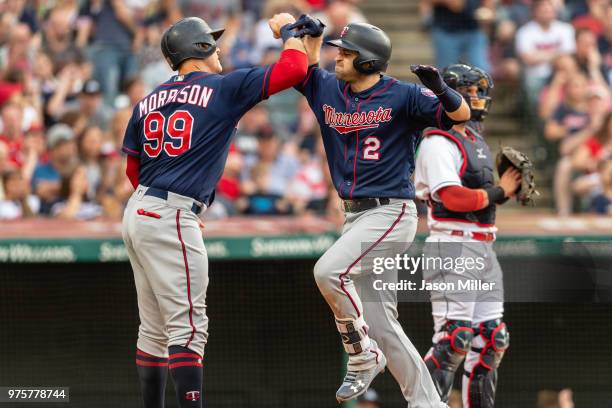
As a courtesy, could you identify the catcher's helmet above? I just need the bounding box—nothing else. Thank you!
[442,63,494,121]
[161,17,224,71]
[326,23,392,75]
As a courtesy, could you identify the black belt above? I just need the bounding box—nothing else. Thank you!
[342,198,391,213]
[144,187,203,215]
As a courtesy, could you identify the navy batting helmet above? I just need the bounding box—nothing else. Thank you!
[326,23,392,75]
[442,63,494,121]
[161,17,224,71]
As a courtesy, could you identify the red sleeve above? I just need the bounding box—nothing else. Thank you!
[267,48,308,95]
[438,185,488,212]
[585,137,602,157]
[126,155,140,189]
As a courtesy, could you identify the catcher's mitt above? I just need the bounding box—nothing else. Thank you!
[495,146,539,206]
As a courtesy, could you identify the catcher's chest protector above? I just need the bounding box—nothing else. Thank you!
[425,126,497,225]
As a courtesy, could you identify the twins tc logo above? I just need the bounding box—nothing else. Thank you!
[323,104,393,134]
[185,391,200,401]
[340,26,349,37]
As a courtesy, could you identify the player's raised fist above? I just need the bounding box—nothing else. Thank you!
[287,14,326,38]
[410,64,445,95]
[269,13,296,39]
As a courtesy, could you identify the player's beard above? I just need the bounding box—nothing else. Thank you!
[334,67,353,82]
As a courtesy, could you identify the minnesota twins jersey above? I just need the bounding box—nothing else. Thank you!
[122,67,274,204]
[296,65,454,199]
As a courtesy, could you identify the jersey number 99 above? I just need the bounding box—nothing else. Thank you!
[143,110,194,158]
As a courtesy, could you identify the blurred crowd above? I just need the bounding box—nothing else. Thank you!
[0,0,368,221]
[0,0,610,222]
[421,0,611,216]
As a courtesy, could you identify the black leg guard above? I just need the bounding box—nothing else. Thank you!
[425,320,474,402]
[465,319,509,408]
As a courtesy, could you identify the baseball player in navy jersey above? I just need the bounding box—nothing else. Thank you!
[290,17,470,406]
[121,15,309,407]
[414,64,520,407]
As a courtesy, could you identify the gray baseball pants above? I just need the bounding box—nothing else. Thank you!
[122,185,209,358]
[314,199,446,407]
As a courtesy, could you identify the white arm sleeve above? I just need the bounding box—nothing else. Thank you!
[415,135,463,202]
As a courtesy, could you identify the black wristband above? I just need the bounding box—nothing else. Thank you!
[436,85,463,113]
[485,186,506,205]
[280,24,295,42]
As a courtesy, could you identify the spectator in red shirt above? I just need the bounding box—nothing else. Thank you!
[217,146,242,202]
[572,110,612,173]
[306,0,327,11]
[572,0,607,37]
[209,145,243,219]
[0,103,25,168]
[0,75,24,107]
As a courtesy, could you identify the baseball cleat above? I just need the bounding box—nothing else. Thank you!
[335,352,387,403]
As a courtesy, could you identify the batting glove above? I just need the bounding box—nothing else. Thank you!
[410,64,446,95]
[286,14,326,38]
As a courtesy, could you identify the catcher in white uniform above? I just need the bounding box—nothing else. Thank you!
[414,64,521,407]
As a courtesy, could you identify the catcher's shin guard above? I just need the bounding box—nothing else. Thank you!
[424,320,474,402]
[464,319,509,408]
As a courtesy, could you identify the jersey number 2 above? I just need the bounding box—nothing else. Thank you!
[363,136,381,160]
[143,110,194,158]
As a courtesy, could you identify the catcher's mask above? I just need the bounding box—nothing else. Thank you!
[442,63,493,122]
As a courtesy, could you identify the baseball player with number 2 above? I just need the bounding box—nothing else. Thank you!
[415,64,519,407]
[290,15,470,406]
[121,15,309,408]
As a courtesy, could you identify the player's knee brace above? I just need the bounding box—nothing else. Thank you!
[425,320,474,402]
[465,319,510,408]
[336,316,371,355]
